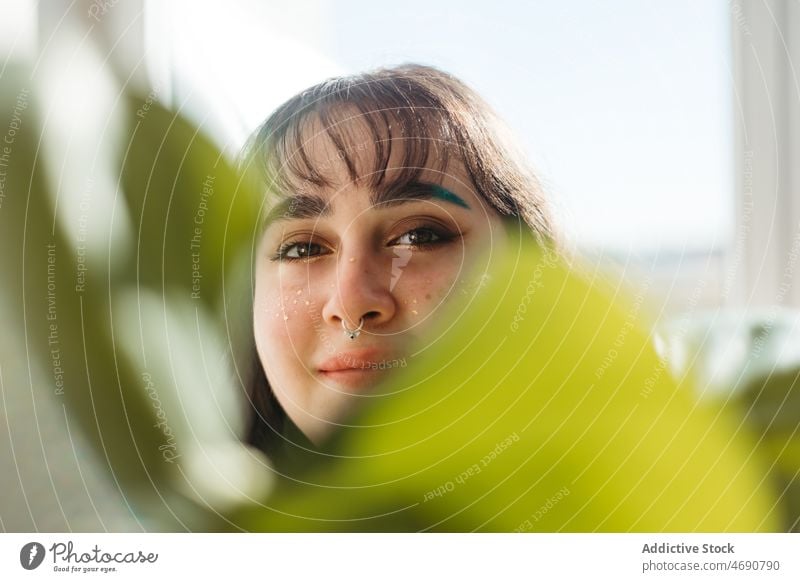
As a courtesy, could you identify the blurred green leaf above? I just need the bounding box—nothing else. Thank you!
[736,366,800,531]
[1,65,263,529]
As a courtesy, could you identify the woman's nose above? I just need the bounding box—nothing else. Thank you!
[321,250,397,332]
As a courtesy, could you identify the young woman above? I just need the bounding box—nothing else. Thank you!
[240,63,557,468]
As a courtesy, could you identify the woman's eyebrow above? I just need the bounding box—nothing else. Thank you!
[263,194,330,226]
[371,181,471,210]
[263,181,471,227]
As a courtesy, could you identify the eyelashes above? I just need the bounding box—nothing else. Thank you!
[271,240,327,261]
[271,224,458,263]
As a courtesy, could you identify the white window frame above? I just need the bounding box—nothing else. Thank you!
[729,0,800,310]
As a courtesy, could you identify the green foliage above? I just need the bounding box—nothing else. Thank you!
[736,366,800,531]
[0,67,261,529]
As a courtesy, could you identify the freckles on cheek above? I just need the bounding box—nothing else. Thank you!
[254,279,318,344]
[399,261,463,315]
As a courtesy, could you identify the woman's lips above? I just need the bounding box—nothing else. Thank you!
[317,348,398,372]
[318,368,386,390]
[317,348,401,390]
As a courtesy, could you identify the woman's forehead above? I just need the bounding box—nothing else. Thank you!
[285,107,462,194]
[259,111,480,228]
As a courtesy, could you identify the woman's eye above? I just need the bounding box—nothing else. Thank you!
[274,241,327,261]
[392,228,444,247]
[272,227,453,261]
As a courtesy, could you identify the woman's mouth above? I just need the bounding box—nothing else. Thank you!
[317,349,407,390]
[318,367,386,390]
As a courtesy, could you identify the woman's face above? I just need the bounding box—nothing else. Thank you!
[253,117,509,444]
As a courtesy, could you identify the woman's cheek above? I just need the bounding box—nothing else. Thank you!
[254,278,318,345]
[253,285,287,362]
[398,255,464,319]
[254,284,322,401]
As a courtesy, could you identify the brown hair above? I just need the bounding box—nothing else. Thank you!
[240,63,556,460]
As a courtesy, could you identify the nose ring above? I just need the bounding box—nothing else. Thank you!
[342,317,365,340]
